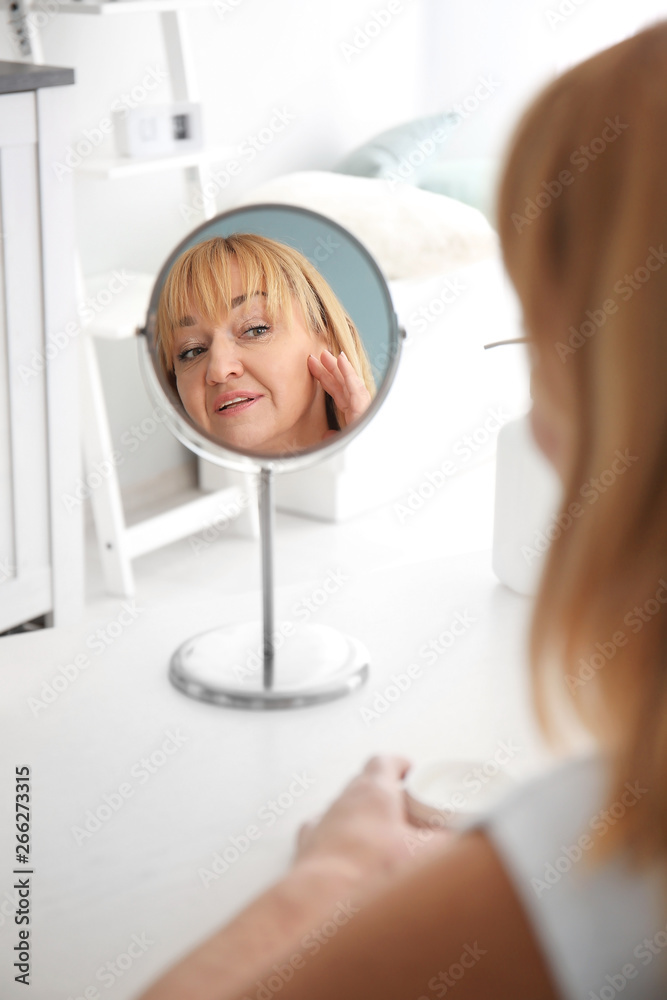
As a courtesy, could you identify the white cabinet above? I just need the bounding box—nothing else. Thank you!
[25,5,255,598]
[0,64,83,631]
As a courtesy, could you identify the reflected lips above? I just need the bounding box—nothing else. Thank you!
[212,391,262,417]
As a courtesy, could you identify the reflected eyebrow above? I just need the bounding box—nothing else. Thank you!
[175,291,267,328]
[231,291,267,309]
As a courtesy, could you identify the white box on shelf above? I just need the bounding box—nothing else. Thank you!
[114,102,203,159]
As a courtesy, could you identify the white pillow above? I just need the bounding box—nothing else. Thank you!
[232,170,498,281]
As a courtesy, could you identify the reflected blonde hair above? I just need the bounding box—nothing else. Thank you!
[498,22,667,863]
[155,233,376,430]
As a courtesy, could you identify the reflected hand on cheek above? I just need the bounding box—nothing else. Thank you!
[307,349,372,428]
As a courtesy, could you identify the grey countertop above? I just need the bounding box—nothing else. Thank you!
[0,60,74,94]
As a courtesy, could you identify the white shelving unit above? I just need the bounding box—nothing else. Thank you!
[68,0,223,338]
[81,271,155,339]
[55,0,215,13]
[78,143,233,179]
[26,0,258,597]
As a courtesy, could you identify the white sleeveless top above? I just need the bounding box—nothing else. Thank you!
[473,755,667,999]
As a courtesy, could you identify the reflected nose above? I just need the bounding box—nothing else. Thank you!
[205,334,244,383]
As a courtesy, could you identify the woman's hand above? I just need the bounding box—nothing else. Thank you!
[293,756,452,890]
[136,758,453,1000]
[308,349,372,427]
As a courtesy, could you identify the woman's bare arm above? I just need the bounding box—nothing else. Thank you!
[233,829,561,1000]
[135,856,364,1000]
[137,756,430,1000]
[135,757,560,1000]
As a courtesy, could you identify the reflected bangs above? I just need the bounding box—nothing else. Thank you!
[157,236,300,369]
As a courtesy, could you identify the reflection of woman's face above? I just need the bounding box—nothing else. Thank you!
[170,260,329,454]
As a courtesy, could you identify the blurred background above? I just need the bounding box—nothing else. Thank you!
[2,0,666,507]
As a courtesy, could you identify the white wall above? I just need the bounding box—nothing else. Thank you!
[421,0,667,158]
[3,0,667,491]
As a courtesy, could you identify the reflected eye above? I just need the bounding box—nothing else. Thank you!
[241,325,270,340]
[176,345,206,362]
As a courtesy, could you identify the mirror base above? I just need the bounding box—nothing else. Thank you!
[169,621,369,710]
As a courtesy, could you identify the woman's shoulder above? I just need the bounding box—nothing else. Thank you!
[470,752,610,860]
[267,757,666,1000]
[467,753,667,1000]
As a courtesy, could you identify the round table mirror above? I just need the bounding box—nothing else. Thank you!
[137,204,402,708]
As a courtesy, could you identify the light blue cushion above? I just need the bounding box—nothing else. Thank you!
[333,112,461,182]
[417,157,499,223]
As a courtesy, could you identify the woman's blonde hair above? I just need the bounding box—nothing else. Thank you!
[498,22,667,863]
[155,233,376,430]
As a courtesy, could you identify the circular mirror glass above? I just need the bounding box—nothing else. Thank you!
[140,204,401,472]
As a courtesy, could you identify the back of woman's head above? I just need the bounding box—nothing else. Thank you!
[498,22,667,861]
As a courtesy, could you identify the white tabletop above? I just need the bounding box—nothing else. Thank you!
[0,460,550,1000]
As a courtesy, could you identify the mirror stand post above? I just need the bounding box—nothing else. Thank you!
[259,467,275,691]
[168,465,370,709]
